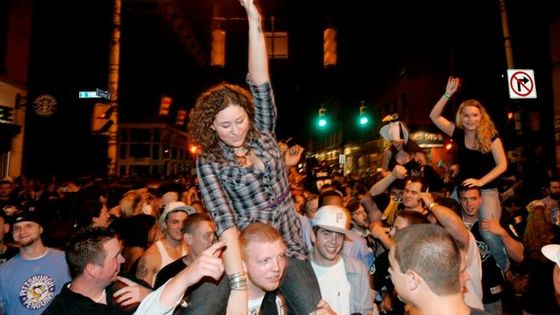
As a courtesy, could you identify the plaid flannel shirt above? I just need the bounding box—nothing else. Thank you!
[197,77,307,260]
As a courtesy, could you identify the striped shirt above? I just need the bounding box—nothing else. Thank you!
[197,77,307,261]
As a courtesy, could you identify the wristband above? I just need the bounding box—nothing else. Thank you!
[443,92,451,100]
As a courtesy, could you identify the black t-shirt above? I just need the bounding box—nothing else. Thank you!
[154,257,187,289]
[43,273,149,315]
[470,222,506,304]
[452,128,501,189]
[43,282,133,315]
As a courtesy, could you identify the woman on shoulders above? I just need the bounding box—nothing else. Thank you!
[186,1,321,314]
[430,76,509,270]
[380,114,443,191]
[380,115,427,176]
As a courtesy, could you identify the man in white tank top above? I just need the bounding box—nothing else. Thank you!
[136,202,191,287]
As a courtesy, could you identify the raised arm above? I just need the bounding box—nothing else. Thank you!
[133,241,226,314]
[429,76,461,136]
[369,165,407,197]
[420,193,470,248]
[245,0,268,85]
[160,241,225,307]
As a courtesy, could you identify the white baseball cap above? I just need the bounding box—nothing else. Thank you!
[379,121,409,143]
[542,244,560,267]
[312,205,351,235]
[159,201,196,228]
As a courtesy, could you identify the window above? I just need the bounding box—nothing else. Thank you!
[152,144,160,159]
[130,129,151,142]
[130,144,151,158]
[265,32,288,59]
[119,144,127,158]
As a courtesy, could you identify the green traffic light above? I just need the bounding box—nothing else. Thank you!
[359,116,368,125]
[318,119,327,127]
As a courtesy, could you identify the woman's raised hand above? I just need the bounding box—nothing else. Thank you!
[445,76,461,97]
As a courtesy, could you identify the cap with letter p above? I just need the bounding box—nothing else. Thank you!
[312,205,351,235]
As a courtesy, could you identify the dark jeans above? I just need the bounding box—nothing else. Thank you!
[180,257,322,315]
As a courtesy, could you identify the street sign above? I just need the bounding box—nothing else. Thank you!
[78,91,100,99]
[507,69,537,99]
[96,88,111,100]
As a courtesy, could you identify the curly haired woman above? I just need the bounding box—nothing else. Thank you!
[430,76,509,271]
[186,1,320,314]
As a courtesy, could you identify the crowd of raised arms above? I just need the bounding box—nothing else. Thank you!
[1,1,559,315]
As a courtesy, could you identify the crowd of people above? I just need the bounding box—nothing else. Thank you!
[1,1,559,314]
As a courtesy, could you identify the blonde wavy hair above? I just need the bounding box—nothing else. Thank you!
[455,99,497,153]
[188,83,257,162]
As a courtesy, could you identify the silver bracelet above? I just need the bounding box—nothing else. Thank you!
[228,272,247,290]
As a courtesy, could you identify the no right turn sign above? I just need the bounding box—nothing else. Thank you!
[507,69,537,99]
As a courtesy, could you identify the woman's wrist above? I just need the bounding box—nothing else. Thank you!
[443,92,452,100]
[228,271,248,291]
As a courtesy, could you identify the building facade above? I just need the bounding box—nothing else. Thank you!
[117,123,194,178]
[0,0,32,178]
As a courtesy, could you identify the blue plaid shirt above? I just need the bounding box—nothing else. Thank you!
[197,78,307,260]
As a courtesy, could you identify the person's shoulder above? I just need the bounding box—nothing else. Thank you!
[48,247,66,256]
[341,254,367,272]
[0,253,21,271]
[142,244,160,257]
[159,257,186,273]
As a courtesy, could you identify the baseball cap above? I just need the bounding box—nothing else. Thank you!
[159,201,196,228]
[379,119,409,144]
[542,244,560,267]
[312,205,351,235]
[11,211,42,226]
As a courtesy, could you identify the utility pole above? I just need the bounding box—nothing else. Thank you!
[499,0,514,69]
[107,0,121,176]
[499,0,523,174]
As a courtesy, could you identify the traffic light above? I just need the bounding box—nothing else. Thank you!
[92,103,114,134]
[211,29,226,67]
[159,96,173,116]
[176,109,187,126]
[0,105,14,124]
[358,102,369,126]
[323,27,337,67]
[317,106,328,129]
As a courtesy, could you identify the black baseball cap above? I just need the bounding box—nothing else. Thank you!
[11,211,42,226]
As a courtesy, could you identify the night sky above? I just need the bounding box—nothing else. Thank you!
[22,0,559,178]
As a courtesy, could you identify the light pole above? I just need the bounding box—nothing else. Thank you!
[106,0,121,176]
